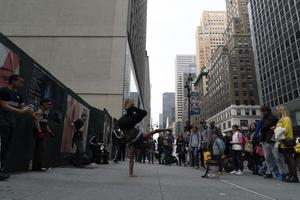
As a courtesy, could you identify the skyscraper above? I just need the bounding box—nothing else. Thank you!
[175,55,196,122]
[196,11,227,73]
[249,0,300,127]
[162,92,175,129]
[205,0,260,132]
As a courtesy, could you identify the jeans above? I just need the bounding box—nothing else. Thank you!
[147,151,154,164]
[191,147,199,167]
[114,144,120,161]
[273,147,288,175]
[262,142,275,174]
[262,142,287,175]
[199,148,205,167]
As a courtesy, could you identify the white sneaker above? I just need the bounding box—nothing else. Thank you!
[235,170,243,175]
[230,170,237,174]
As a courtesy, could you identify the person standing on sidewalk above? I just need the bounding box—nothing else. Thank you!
[259,105,278,178]
[275,106,299,183]
[176,133,187,166]
[71,113,88,167]
[112,118,124,164]
[189,126,201,169]
[147,136,155,164]
[200,122,209,167]
[0,74,35,180]
[32,98,55,171]
[230,125,244,175]
[157,133,164,164]
[163,130,174,165]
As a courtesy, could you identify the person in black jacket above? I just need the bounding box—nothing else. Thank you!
[112,118,123,164]
[71,113,87,167]
[260,105,278,178]
[0,75,36,180]
[118,98,171,177]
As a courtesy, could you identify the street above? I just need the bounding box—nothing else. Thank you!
[0,162,299,200]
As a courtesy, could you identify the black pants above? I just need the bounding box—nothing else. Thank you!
[73,137,84,166]
[232,150,243,171]
[164,146,173,165]
[0,125,13,170]
[282,148,298,179]
[32,137,44,170]
[212,155,223,172]
[119,144,126,161]
[178,152,186,165]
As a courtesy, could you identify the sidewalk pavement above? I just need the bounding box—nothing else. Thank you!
[0,162,299,200]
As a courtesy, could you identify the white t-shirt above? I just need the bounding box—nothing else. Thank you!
[232,131,242,151]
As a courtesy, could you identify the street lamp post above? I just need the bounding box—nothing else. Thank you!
[184,73,193,133]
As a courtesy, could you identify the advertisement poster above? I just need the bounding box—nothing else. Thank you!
[0,42,20,87]
[26,63,65,124]
[61,95,90,153]
[190,91,200,115]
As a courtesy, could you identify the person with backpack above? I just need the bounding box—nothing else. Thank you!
[212,131,225,175]
[230,125,244,175]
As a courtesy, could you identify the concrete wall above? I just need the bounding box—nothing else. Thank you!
[0,0,130,118]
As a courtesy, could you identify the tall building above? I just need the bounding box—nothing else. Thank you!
[162,93,175,129]
[194,68,209,122]
[182,64,197,126]
[159,113,163,129]
[205,0,260,132]
[143,52,151,133]
[249,0,300,129]
[0,0,149,119]
[195,11,226,126]
[196,11,227,73]
[175,55,196,122]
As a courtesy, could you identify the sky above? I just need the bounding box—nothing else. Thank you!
[146,0,226,125]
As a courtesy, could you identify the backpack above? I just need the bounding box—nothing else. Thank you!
[238,132,246,146]
[216,139,226,154]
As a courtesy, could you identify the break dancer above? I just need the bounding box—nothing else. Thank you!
[118,99,171,177]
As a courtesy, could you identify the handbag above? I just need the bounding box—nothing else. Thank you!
[244,141,253,153]
[255,144,264,157]
[281,138,296,147]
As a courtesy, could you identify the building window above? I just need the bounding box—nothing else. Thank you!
[240,120,248,127]
[252,109,256,115]
[228,121,231,128]
[236,100,240,105]
[237,109,241,115]
[245,109,250,115]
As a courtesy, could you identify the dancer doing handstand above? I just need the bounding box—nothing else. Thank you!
[118,99,171,177]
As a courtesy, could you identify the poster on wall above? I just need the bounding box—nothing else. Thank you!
[26,63,66,124]
[0,42,20,87]
[61,95,90,153]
